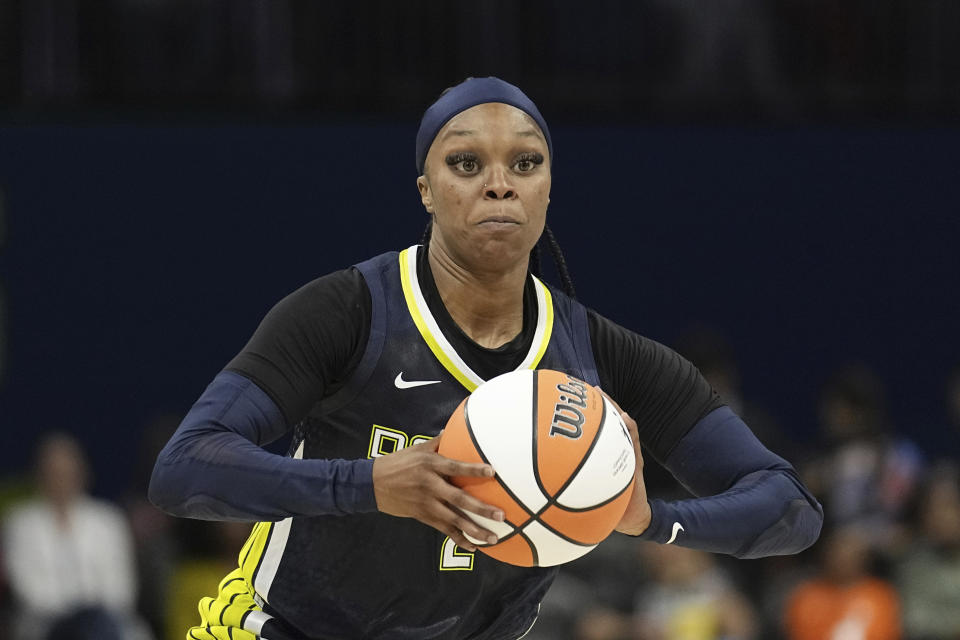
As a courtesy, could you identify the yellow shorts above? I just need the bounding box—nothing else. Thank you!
[186,568,268,640]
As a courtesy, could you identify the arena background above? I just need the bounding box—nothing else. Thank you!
[0,2,959,639]
[1,123,958,496]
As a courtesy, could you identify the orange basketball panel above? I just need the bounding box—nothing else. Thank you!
[479,532,536,567]
[438,400,482,465]
[439,401,533,525]
[538,480,634,545]
[459,478,532,527]
[534,370,605,496]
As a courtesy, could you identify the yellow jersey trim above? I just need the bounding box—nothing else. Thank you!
[398,245,554,393]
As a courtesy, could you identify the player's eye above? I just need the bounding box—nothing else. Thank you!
[514,152,544,173]
[446,152,480,175]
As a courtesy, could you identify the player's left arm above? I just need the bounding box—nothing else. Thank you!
[588,310,823,558]
[617,403,822,558]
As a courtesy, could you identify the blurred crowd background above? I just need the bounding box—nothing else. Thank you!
[1,1,959,639]
[1,0,959,121]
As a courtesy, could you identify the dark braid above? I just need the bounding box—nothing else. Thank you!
[417,219,576,299]
[543,224,576,299]
[421,218,433,246]
[528,242,542,279]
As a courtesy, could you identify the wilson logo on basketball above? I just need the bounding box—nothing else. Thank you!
[549,376,589,439]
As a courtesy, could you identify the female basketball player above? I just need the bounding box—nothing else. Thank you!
[150,77,823,640]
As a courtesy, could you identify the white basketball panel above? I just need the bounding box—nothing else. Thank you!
[466,370,549,513]
[460,508,515,545]
[556,397,635,509]
[522,520,596,567]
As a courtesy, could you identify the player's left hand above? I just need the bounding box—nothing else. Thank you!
[601,393,652,536]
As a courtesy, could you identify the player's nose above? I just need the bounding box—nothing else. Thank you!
[483,166,516,200]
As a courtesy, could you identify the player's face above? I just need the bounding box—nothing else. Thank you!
[418,102,551,275]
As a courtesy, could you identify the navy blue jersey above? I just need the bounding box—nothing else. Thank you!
[238,246,600,640]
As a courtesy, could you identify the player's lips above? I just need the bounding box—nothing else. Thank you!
[477,216,520,227]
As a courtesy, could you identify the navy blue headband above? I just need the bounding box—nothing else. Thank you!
[415,76,552,174]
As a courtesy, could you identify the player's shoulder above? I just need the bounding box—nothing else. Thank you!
[584,306,651,348]
[585,307,695,383]
[273,267,370,317]
[289,266,367,298]
[281,246,403,310]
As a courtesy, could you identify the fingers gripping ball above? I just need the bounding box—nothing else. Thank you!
[438,369,636,567]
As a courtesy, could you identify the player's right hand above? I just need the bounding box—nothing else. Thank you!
[372,436,505,551]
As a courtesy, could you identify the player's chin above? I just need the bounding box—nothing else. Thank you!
[470,231,535,267]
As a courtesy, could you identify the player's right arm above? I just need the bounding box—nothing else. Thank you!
[148,269,375,521]
[148,269,500,543]
[148,369,377,520]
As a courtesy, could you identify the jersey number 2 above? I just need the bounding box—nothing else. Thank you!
[439,536,474,571]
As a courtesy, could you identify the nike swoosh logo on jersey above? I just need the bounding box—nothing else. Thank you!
[666,521,685,544]
[394,373,442,389]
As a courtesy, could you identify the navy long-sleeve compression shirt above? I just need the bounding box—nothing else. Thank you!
[149,371,821,557]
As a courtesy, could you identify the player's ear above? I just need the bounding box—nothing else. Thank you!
[417,175,435,214]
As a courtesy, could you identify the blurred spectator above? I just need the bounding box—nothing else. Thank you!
[804,363,923,550]
[526,533,649,640]
[164,521,250,640]
[1,433,151,640]
[651,0,792,117]
[633,544,757,640]
[4,0,960,118]
[110,0,295,104]
[672,326,809,638]
[124,416,181,640]
[121,415,252,640]
[784,526,901,640]
[895,463,960,640]
[20,0,80,102]
[572,543,758,640]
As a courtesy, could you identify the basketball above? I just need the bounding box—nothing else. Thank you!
[438,369,636,567]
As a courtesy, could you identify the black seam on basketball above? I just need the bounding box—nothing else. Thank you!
[531,370,552,501]
[528,514,598,548]
[551,475,634,512]
[511,487,615,545]
[552,400,635,512]
[528,391,609,518]
[556,392,607,497]
[475,519,523,546]
[464,396,539,521]
[522,396,617,546]
[250,522,275,589]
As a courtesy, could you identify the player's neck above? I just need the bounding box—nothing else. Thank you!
[427,246,526,349]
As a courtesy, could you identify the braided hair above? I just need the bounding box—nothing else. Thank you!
[419,219,576,299]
